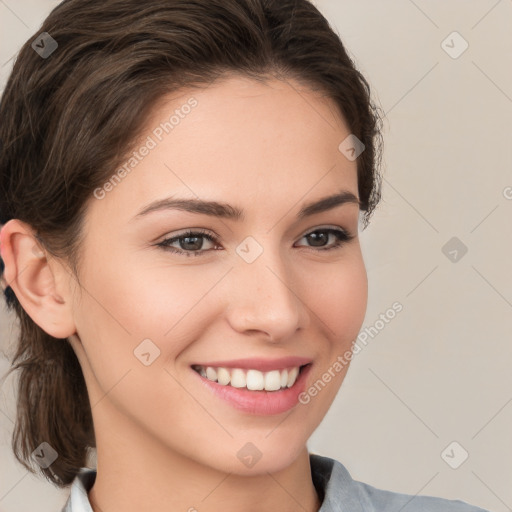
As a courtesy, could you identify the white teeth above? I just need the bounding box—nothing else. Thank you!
[246,369,264,390]
[280,369,288,388]
[206,367,217,381]
[230,368,246,388]
[287,367,299,387]
[264,370,282,391]
[194,364,304,391]
[217,367,231,386]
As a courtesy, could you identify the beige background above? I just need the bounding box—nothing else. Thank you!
[1,1,511,511]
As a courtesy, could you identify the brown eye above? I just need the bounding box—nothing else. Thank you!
[157,230,218,257]
[295,228,353,251]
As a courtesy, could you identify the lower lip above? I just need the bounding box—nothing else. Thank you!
[192,364,312,415]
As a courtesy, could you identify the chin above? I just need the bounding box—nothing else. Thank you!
[210,440,308,476]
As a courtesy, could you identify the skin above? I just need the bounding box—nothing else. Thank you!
[1,74,368,512]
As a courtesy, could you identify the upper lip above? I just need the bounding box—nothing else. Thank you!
[191,356,312,372]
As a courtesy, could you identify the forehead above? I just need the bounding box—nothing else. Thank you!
[138,73,352,162]
[85,74,358,227]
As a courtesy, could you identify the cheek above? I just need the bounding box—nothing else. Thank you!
[80,251,207,340]
[73,252,234,397]
[308,253,368,344]
[295,255,367,422]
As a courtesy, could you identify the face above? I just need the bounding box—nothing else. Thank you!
[65,74,368,475]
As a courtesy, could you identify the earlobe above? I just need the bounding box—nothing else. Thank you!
[0,219,76,339]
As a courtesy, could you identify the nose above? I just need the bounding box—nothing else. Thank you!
[225,247,309,341]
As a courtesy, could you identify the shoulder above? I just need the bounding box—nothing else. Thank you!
[354,478,490,512]
[309,453,491,512]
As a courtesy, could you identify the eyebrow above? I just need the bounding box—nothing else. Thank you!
[131,190,360,222]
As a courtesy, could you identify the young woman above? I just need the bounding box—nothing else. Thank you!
[0,1,491,511]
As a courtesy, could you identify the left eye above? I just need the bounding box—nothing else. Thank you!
[156,227,353,257]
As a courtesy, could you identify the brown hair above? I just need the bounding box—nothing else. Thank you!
[0,0,383,487]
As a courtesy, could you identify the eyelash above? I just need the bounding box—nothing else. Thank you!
[155,227,354,257]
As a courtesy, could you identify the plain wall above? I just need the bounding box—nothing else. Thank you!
[1,1,511,511]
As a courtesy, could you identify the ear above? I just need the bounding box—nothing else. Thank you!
[0,219,77,339]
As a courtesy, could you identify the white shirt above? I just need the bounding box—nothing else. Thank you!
[61,453,491,512]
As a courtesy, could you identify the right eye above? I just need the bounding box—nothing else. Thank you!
[156,229,220,257]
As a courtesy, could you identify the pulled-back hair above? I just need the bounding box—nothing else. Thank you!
[0,0,383,487]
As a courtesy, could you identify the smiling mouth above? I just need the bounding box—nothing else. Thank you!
[191,363,311,392]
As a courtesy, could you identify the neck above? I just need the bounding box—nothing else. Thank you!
[87,405,322,512]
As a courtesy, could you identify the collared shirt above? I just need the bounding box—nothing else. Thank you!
[61,453,491,512]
